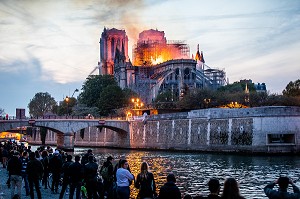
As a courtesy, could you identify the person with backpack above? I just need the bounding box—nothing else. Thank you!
[20,151,30,196]
[100,156,114,199]
[59,154,74,199]
[41,150,50,189]
[135,162,157,199]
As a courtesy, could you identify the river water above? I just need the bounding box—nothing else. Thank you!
[72,147,300,199]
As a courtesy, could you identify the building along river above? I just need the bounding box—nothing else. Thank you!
[74,147,300,199]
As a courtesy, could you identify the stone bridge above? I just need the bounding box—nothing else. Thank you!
[0,119,129,151]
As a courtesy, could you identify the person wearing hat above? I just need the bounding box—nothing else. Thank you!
[7,151,22,199]
[264,176,300,198]
[49,149,63,194]
[100,156,114,198]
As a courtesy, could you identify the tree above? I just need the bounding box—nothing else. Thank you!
[78,75,117,107]
[78,75,131,116]
[28,92,57,117]
[283,79,300,97]
[98,85,126,116]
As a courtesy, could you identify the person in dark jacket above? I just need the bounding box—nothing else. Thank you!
[69,155,84,199]
[135,162,157,199]
[84,155,99,199]
[158,173,181,199]
[20,151,30,196]
[264,176,300,199]
[49,150,63,193]
[196,178,221,199]
[7,151,22,199]
[41,150,50,189]
[26,151,44,199]
[100,156,114,199]
[59,154,73,199]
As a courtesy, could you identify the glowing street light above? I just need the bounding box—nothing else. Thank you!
[65,96,70,116]
[131,98,144,116]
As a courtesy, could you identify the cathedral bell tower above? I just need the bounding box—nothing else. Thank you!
[99,27,128,75]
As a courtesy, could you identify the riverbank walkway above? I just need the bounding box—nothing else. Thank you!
[0,167,69,199]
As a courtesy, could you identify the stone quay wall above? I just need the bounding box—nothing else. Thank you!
[28,106,300,154]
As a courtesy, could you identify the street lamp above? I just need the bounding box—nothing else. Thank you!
[72,88,79,97]
[131,98,144,115]
[204,98,211,108]
[65,96,70,116]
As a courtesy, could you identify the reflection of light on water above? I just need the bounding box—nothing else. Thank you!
[75,148,300,199]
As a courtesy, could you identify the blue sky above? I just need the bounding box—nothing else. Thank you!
[0,0,299,116]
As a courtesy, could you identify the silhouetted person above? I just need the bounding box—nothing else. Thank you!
[59,154,73,199]
[69,155,84,199]
[27,151,44,199]
[49,150,63,193]
[264,176,300,199]
[221,178,245,199]
[7,151,22,199]
[158,173,181,199]
[100,156,114,199]
[198,178,221,199]
[84,155,99,199]
[135,162,157,199]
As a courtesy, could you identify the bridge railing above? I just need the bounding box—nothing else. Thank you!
[1,115,127,121]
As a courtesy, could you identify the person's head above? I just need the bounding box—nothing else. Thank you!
[208,178,220,194]
[29,152,36,160]
[140,162,149,172]
[107,156,113,162]
[41,150,48,158]
[278,177,289,190]
[75,155,80,162]
[88,149,92,154]
[167,173,176,183]
[120,159,129,169]
[222,178,241,198]
[75,155,81,162]
[66,154,72,161]
[22,151,28,158]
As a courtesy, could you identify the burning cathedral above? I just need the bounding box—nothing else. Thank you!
[99,27,226,104]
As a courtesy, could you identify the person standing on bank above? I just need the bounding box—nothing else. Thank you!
[26,151,44,199]
[196,178,221,199]
[84,155,99,199]
[116,159,134,199]
[59,154,73,199]
[7,151,22,199]
[100,156,114,199]
[158,173,181,199]
[135,162,157,199]
[221,178,245,199]
[264,176,300,199]
[20,151,30,196]
[69,155,84,199]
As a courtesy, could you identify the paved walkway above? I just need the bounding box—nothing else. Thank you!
[0,166,69,199]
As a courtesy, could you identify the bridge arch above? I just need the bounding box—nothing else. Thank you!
[0,119,129,151]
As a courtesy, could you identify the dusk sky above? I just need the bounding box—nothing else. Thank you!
[0,0,299,116]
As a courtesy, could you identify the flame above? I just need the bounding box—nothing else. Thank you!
[151,55,164,65]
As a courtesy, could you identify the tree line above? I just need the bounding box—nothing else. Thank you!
[6,76,298,118]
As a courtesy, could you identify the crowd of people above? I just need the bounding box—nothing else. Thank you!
[1,140,300,199]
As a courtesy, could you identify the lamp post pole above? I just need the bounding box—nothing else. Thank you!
[65,96,69,117]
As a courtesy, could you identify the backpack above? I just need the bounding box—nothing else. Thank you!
[100,165,109,180]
